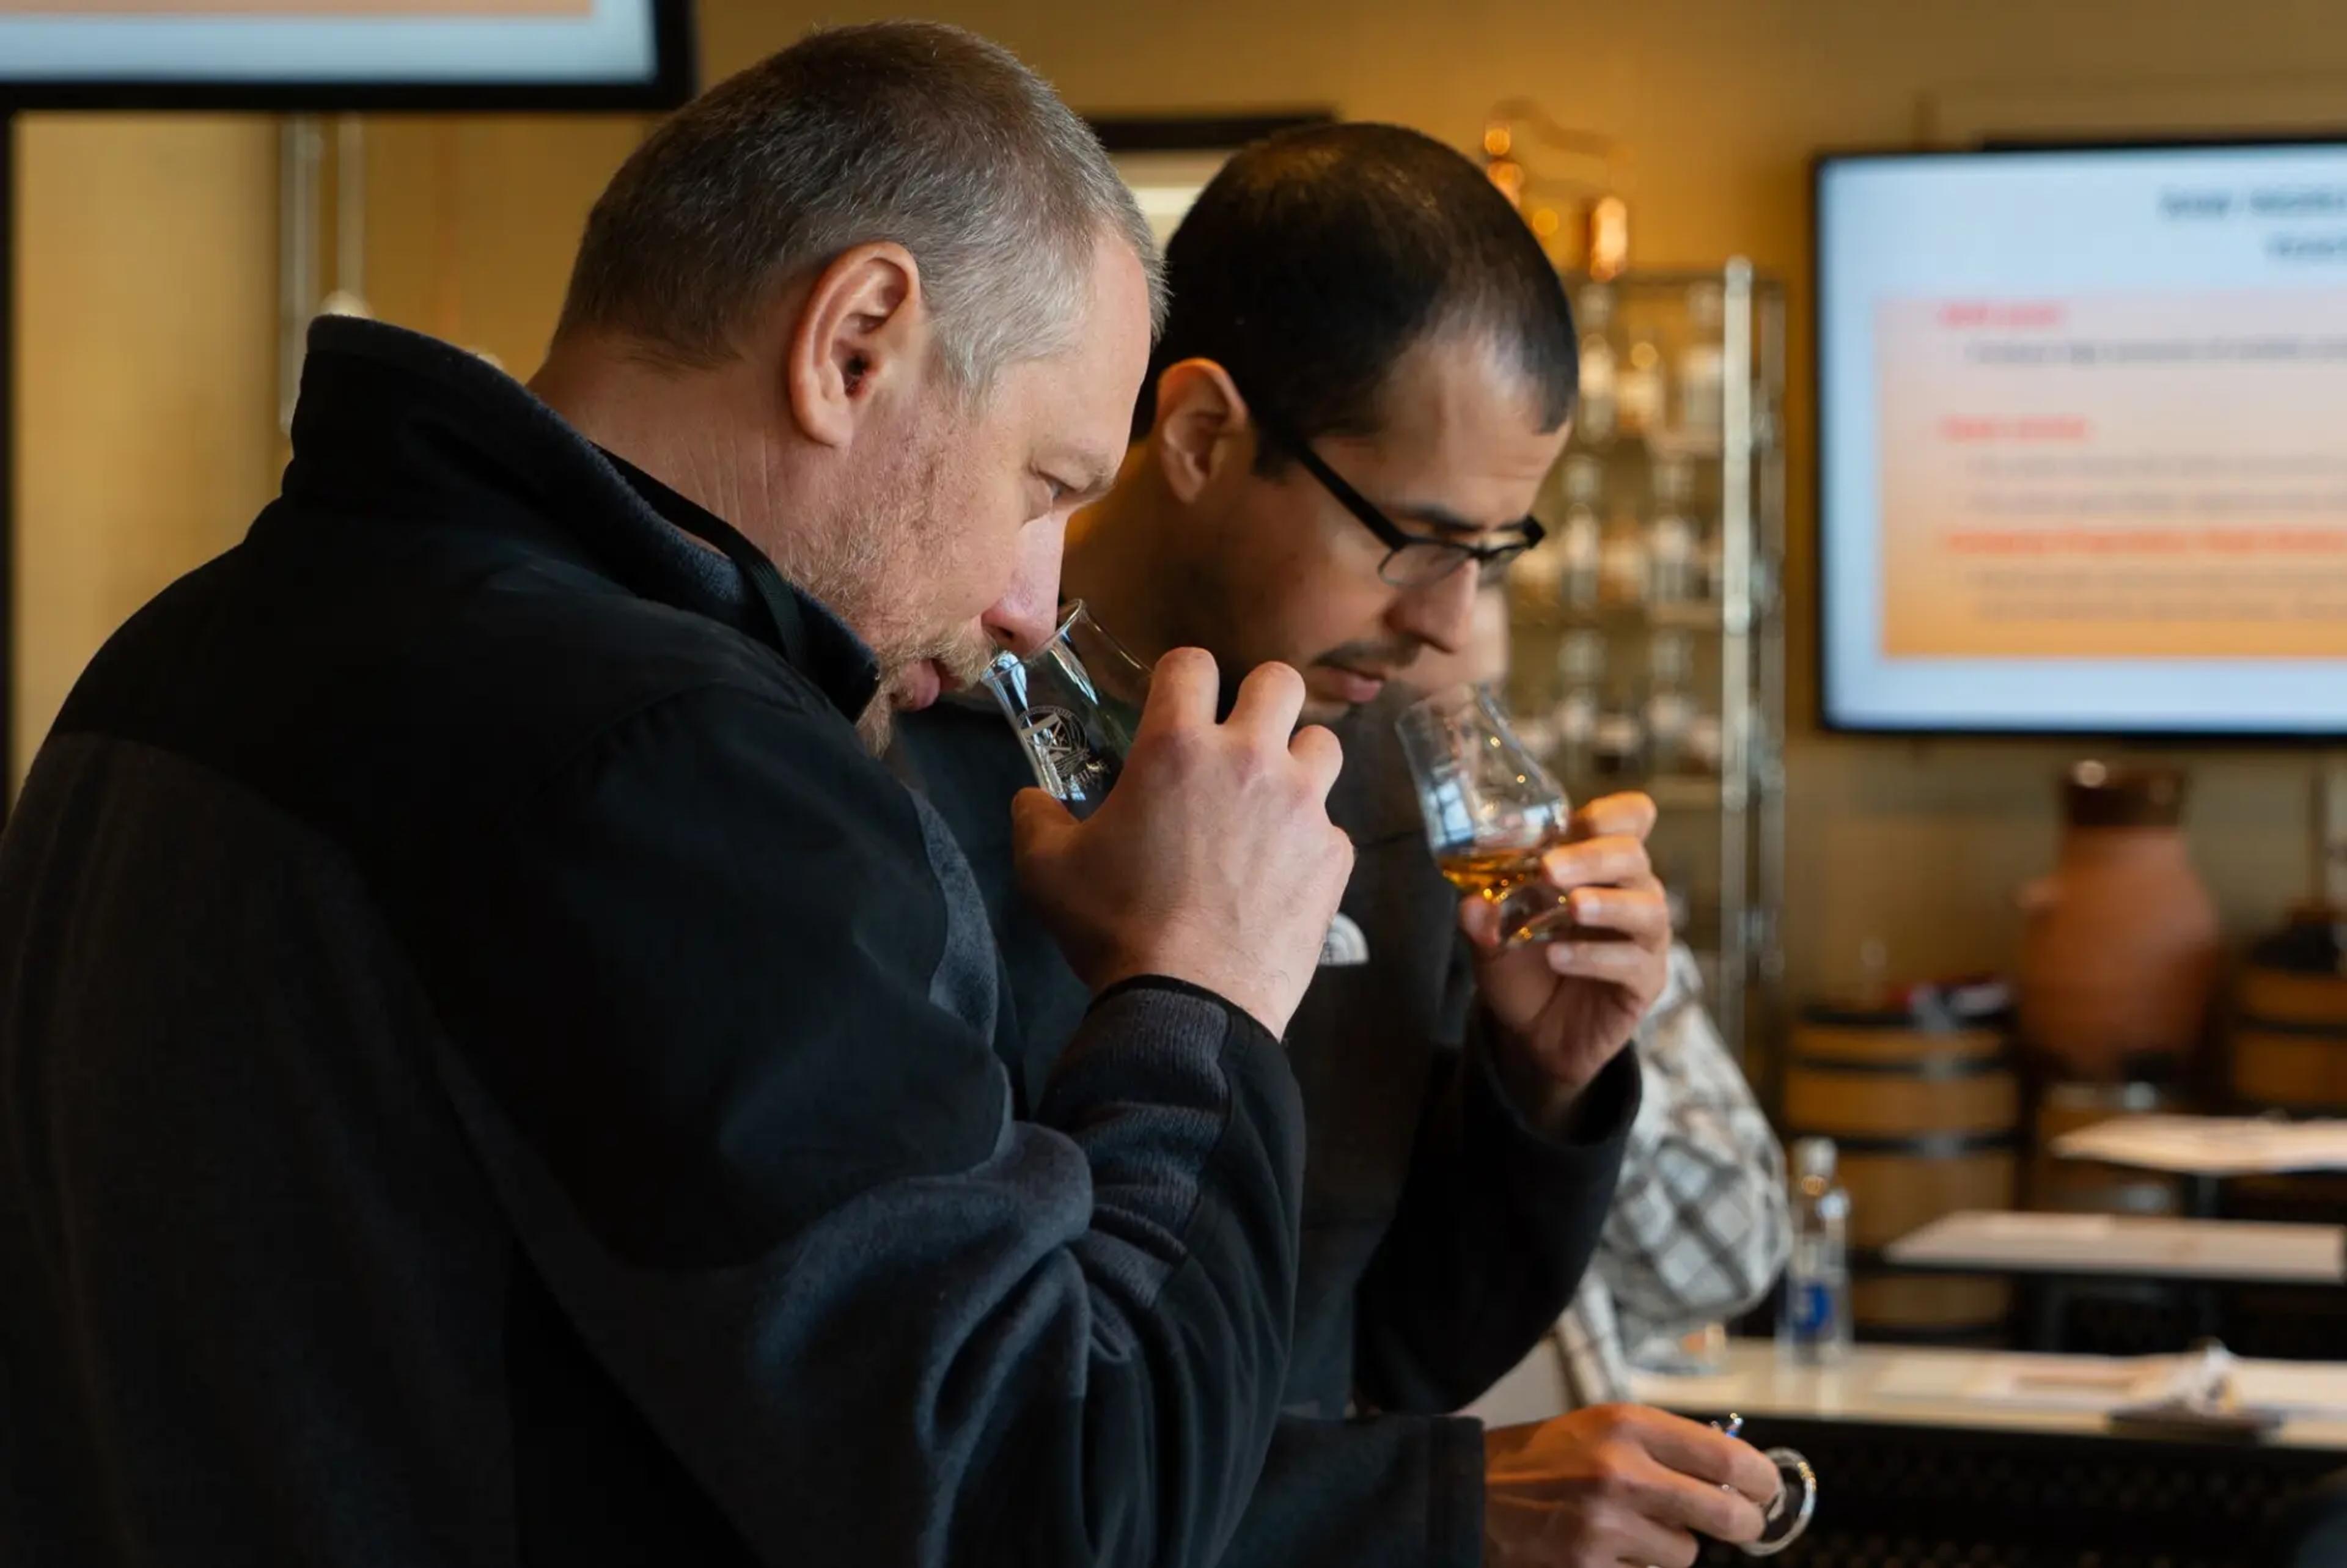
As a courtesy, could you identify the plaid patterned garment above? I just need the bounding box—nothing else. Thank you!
[1552,943,1790,1407]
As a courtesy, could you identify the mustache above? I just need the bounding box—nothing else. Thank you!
[875,626,996,689]
[930,628,999,688]
[1313,637,1428,675]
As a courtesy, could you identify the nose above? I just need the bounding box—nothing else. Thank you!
[980,511,1068,656]
[1386,558,1479,655]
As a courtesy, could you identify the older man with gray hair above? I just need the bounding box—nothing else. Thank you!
[0,23,1354,1568]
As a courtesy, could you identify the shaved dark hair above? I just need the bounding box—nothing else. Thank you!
[1140,122,1576,462]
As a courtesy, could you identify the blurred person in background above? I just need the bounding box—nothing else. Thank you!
[1407,585,1790,1409]
[900,122,1780,1568]
[0,25,1359,1567]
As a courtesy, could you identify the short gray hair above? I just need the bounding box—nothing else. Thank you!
[556,21,1164,393]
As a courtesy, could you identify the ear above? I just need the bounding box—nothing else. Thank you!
[1148,357,1251,505]
[784,241,924,449]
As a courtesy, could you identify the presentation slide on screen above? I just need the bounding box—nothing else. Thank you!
[1821,147,2347,733]
[0,0,656,84]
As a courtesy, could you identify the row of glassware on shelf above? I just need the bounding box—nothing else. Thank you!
[1511,626,1723,783]
[1571,278,1774,452]
[1511,452,1731,618]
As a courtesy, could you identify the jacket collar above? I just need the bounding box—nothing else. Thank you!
[283,316,881,722]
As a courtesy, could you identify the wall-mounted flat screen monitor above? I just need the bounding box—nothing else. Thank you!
[1818,142,2347,738]
[0,0,692,110]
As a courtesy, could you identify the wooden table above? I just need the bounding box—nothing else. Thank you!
[1887,1209,2347,1285]
[1878,1209,2346,1353]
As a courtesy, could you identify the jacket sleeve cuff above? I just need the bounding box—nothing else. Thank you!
[1089,973,1282,1057]
[1466,1017,1642,1159]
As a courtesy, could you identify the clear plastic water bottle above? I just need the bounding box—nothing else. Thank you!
[1777,1137,1853,1365]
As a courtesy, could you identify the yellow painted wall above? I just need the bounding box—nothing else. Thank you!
[358,114,652,365]
[12,115,279,780]
[17,0,2347,1003]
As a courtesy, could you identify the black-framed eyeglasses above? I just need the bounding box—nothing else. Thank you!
[1246,403,1546,590]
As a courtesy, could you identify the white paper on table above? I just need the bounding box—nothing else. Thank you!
[2051,1115,2347,1175]
[1873,1350,2347,1419]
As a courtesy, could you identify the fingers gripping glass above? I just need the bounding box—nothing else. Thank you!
[1395,684,1577,946]
[1247,404,1544,589]
[981,601,1151,819]
[985,605,1361,969]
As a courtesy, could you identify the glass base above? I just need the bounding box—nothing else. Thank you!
[1495,884,1574,947]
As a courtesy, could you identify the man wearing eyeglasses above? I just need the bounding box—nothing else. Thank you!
[897,123,1779,1568]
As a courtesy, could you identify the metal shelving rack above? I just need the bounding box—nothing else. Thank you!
[1502,259,1787,1068]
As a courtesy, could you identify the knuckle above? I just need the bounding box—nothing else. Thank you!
[1158,645,1216,681]
[1249,659,1305,695]
[1227,738,1276,787]
[1326,829,1357,876]
[1150,728,1207,777]
[1574,1500,1634,1549]
[1587,1444,1641,1490]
